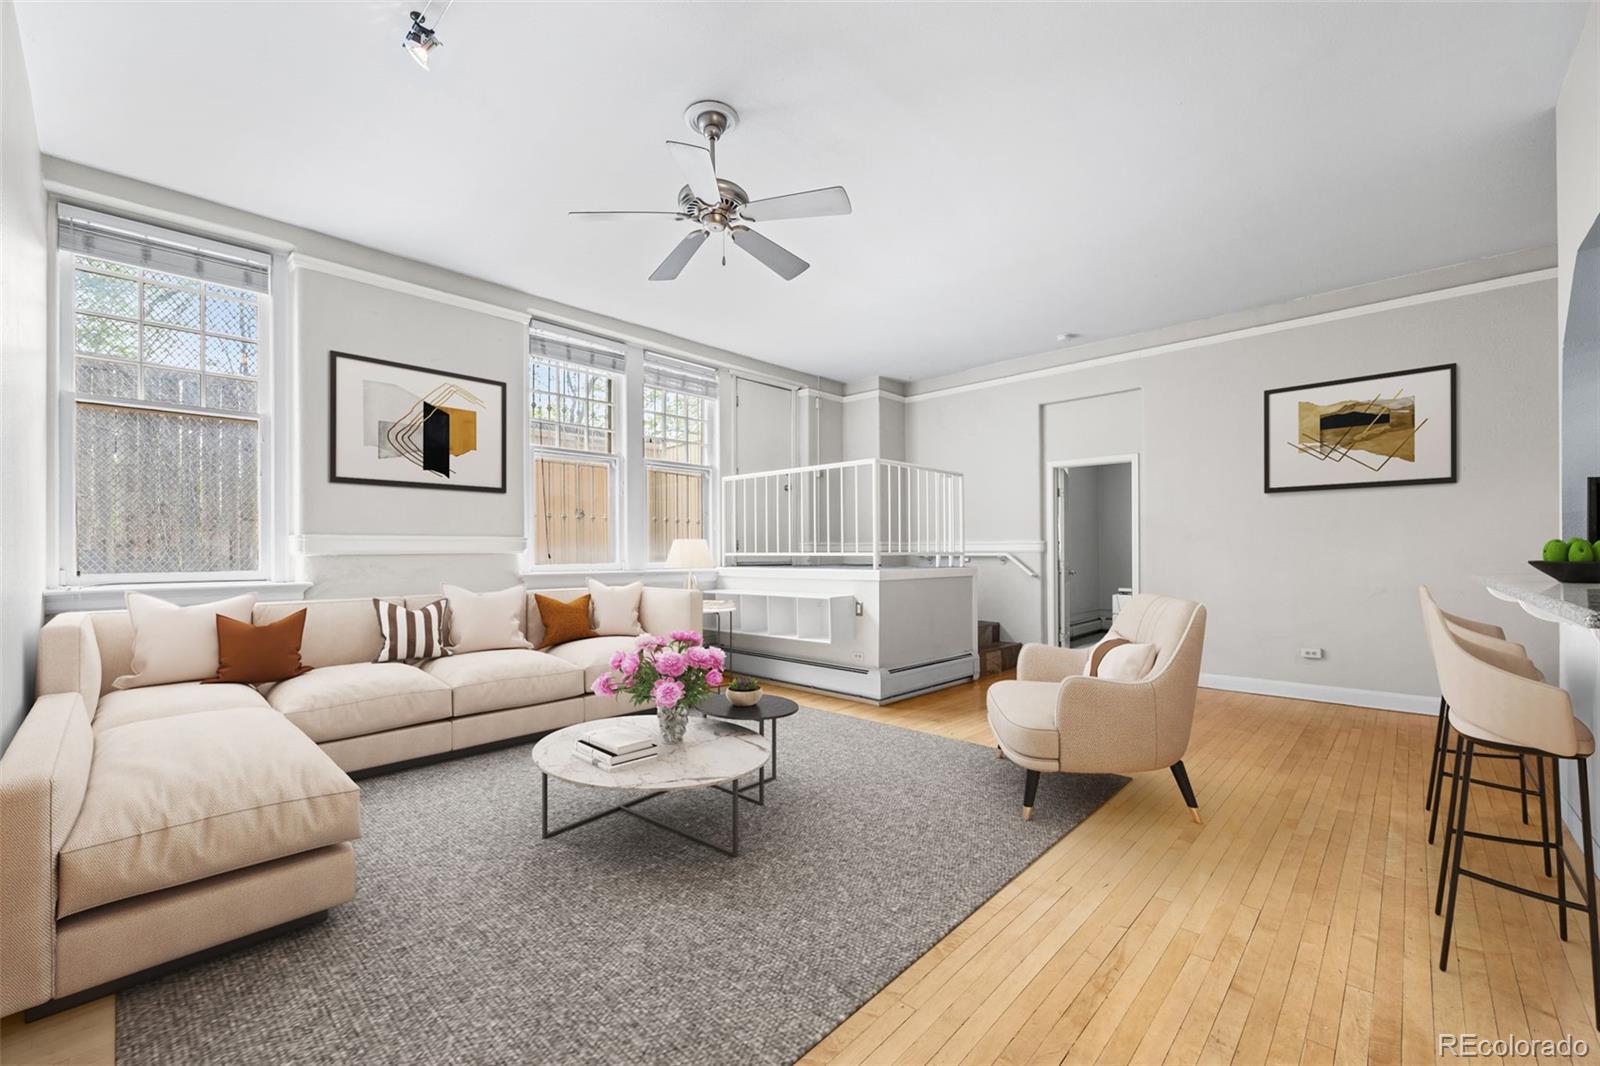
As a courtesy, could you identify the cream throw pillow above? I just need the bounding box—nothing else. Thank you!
[113,592,257,690]
[1096,642,1158,682]
[443,584,530,654]
[587,580,643,637]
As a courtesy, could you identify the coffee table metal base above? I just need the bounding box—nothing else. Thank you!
[540,772,744,857]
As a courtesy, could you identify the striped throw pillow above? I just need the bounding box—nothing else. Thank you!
[373,598,450,663]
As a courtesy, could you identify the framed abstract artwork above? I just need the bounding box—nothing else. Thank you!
[329,351,507,492]
[1263,363,1456,493]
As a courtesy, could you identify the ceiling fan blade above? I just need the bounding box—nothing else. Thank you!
[570,211,687,222]
[739,185,853,222]
[730,226,809,281]
[666,140,722,204]
[649,230,709,281]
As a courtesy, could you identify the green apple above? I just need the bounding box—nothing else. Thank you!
[1570,538,1596,563]
[1544,539,1570,562]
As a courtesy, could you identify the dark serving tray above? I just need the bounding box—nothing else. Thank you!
[1529,560,1600,583]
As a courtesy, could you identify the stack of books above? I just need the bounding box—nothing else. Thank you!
[573,725,658,770]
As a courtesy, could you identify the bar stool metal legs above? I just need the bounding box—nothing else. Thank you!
[1427,699,1540,845]
[1437,740,1600,1023]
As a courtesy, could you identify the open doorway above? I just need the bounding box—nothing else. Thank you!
[1047,456,1139,648]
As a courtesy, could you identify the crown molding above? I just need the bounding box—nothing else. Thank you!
[906,267,1557,404]
[286,254,532,324]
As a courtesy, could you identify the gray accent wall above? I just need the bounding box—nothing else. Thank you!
[908,277,1560,699]
[292,268,530,593]
[1560,3,1600,539]
[41,162,846,602]
[0,0,46,749]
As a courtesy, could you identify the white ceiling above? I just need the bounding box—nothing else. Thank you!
[15,2,1586,383]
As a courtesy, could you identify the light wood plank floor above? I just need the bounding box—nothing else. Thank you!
[4,679,1596,1065]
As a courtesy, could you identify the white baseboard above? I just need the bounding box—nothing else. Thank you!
[1200,673,1436,716]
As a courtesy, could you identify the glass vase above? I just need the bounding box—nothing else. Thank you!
[656,703,690,745]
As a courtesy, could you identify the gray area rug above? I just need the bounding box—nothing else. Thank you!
[117,707,1126,1066]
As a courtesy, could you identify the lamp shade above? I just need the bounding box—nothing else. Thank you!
[665,538,714,570]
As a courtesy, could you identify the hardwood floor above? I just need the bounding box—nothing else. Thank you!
[4,679,1595,1065]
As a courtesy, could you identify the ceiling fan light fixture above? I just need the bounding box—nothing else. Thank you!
[403,9,442,69]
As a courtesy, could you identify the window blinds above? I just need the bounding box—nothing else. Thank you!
[644,351,719,397]
[529,321,628,375]
[57,204,271,294]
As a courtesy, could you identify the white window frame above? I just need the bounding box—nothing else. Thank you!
[526,352,623,570]
[52,216,277,587]
[522,325,723,573]
[642,356,718,567]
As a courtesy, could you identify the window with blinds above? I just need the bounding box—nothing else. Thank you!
[643,353,717,561]
[58,206,272,581]
[529,323,623,565]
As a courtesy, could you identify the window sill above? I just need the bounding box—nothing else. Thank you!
[45,580,312,614]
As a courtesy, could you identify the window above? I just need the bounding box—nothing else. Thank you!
[643,353,717,562]
[57,206,272,582]
[528,326,626,566]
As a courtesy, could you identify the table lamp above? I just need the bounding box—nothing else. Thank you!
[665,538,714,590]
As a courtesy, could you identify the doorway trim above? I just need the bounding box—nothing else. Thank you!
[1044,454,1140,648]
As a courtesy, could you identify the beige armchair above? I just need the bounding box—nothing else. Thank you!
[986,594,1207,822]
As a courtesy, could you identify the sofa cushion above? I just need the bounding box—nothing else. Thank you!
[986,680,1060,762]
[545,636,640,687]
[587,580,643,637]
[420,649,584,717]
[93,682,270,733]
[266,663,452,742]
[444,584,531,654]
[113,592,256,690]
[57,707,359,918]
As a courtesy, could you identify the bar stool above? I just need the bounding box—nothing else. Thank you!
[1419,590,1546,867]
[1420,589,1600,1020]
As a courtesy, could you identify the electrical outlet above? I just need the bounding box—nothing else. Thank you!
[1300,647,1324,661]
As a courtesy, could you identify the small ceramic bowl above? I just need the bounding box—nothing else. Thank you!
[727,686,763,707]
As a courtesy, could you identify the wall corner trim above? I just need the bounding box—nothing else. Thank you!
[1200,672,1435,716]
[286,254,532,325]
[292,534,529,557]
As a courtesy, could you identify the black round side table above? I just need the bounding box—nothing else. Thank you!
[696,693,799,803]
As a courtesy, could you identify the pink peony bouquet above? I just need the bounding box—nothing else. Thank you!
[592,631,725,711]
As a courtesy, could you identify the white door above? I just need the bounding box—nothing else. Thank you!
[734,378,794,474]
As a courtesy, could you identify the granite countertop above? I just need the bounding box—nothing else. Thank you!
[1484,576,1600,628]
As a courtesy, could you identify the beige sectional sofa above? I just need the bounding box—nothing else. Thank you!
[0,584,700,1019]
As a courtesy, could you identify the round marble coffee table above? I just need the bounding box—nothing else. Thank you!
[532,716,769,857]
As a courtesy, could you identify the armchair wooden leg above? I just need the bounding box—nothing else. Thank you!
[1023,769,1040,821]
[1171,761,1201,824]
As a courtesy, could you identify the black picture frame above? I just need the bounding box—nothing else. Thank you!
[1263,362,1457,494]
[328,350,508,493]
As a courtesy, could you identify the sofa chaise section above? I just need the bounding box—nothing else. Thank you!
[0,692,358,1019]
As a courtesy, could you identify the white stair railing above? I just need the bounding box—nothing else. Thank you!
[721,459,964,567]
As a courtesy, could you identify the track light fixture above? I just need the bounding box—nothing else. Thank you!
[403,2,452,70]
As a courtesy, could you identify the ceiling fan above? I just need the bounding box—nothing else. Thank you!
[571,100,852,282]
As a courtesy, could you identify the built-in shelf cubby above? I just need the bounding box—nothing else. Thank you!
[719,590,855,644]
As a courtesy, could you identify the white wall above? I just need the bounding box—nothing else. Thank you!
[0,0,46,749]
[908,273,1560,704]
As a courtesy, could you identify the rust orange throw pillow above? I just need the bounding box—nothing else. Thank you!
[207,610,311,685]
[535,594,595,650]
